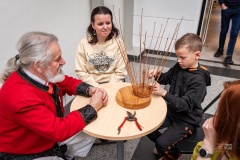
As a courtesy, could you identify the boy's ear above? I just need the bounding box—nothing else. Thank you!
[195,51,201,60]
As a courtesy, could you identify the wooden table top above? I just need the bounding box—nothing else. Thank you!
[70,82,167,141]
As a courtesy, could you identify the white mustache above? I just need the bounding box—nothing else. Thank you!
[45,66,65,83]
[58,66,63,73]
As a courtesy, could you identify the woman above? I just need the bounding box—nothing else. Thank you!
[75,6,127,86]
[192,80,240,160]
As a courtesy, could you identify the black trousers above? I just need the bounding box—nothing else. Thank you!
[147,114,195,160]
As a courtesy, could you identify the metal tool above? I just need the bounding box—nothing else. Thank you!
[118,111,142,135]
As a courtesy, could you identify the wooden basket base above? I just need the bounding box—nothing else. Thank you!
[116,86,151,110]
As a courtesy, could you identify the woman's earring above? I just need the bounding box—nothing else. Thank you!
[93,30,96,36]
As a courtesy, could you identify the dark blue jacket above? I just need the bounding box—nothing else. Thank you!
[218,0,240,8]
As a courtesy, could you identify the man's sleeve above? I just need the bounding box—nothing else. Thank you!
[58,75,91,97]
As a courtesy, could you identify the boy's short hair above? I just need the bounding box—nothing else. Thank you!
[175,33,202,52]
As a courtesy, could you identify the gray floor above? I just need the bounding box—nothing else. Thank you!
[75,3,240,160]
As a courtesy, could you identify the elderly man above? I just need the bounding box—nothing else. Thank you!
[0,32,108,160]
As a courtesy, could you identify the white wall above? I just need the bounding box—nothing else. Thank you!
[101,0,125,37]
[0,0,91,78]
[0,0,204,101]
[0,0,204,76]
[132,0,203,53]
[0,0,92,103]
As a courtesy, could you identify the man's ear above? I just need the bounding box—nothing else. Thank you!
[195,51,201,60]
[33,61,44,74]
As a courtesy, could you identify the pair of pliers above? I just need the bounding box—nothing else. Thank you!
[118,111,142,135]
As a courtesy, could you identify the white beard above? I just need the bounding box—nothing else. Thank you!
[45,66,65,83]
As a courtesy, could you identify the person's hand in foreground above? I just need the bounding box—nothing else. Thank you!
[201,117,217,154]
[197,117,217,160]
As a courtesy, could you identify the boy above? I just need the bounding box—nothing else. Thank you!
[147,33,211,160]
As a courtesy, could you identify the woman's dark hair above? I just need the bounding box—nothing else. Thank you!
[87,6,119,44]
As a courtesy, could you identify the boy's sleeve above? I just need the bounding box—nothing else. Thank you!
[218,0,224,5]
[163,75,207,112]
[157,64,177,85]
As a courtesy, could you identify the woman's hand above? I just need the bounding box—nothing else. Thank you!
[201,117,217,154]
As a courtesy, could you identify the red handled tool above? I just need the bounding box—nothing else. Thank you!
[118,111,143,135]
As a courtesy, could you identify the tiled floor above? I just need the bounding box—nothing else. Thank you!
[74,3,240,160]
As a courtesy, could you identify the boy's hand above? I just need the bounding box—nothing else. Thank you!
[149,83,167,97]
[221,3,227,10]
[148,69,158,78]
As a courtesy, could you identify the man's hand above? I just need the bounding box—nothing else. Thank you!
[88,87,96,96]
[89,88,103,112]
[98,88,108,106]
[89,87,108,111]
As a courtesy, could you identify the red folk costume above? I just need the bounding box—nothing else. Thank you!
[0,68,94,155]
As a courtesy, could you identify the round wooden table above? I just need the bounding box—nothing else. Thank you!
[70,82,167,160]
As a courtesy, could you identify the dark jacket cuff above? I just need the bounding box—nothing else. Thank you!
[162,92,173,103]
[77,104,97,125]
[76,82,92,97]
[218,0,223,5]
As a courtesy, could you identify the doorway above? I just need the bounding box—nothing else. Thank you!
[199,1,240,65]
